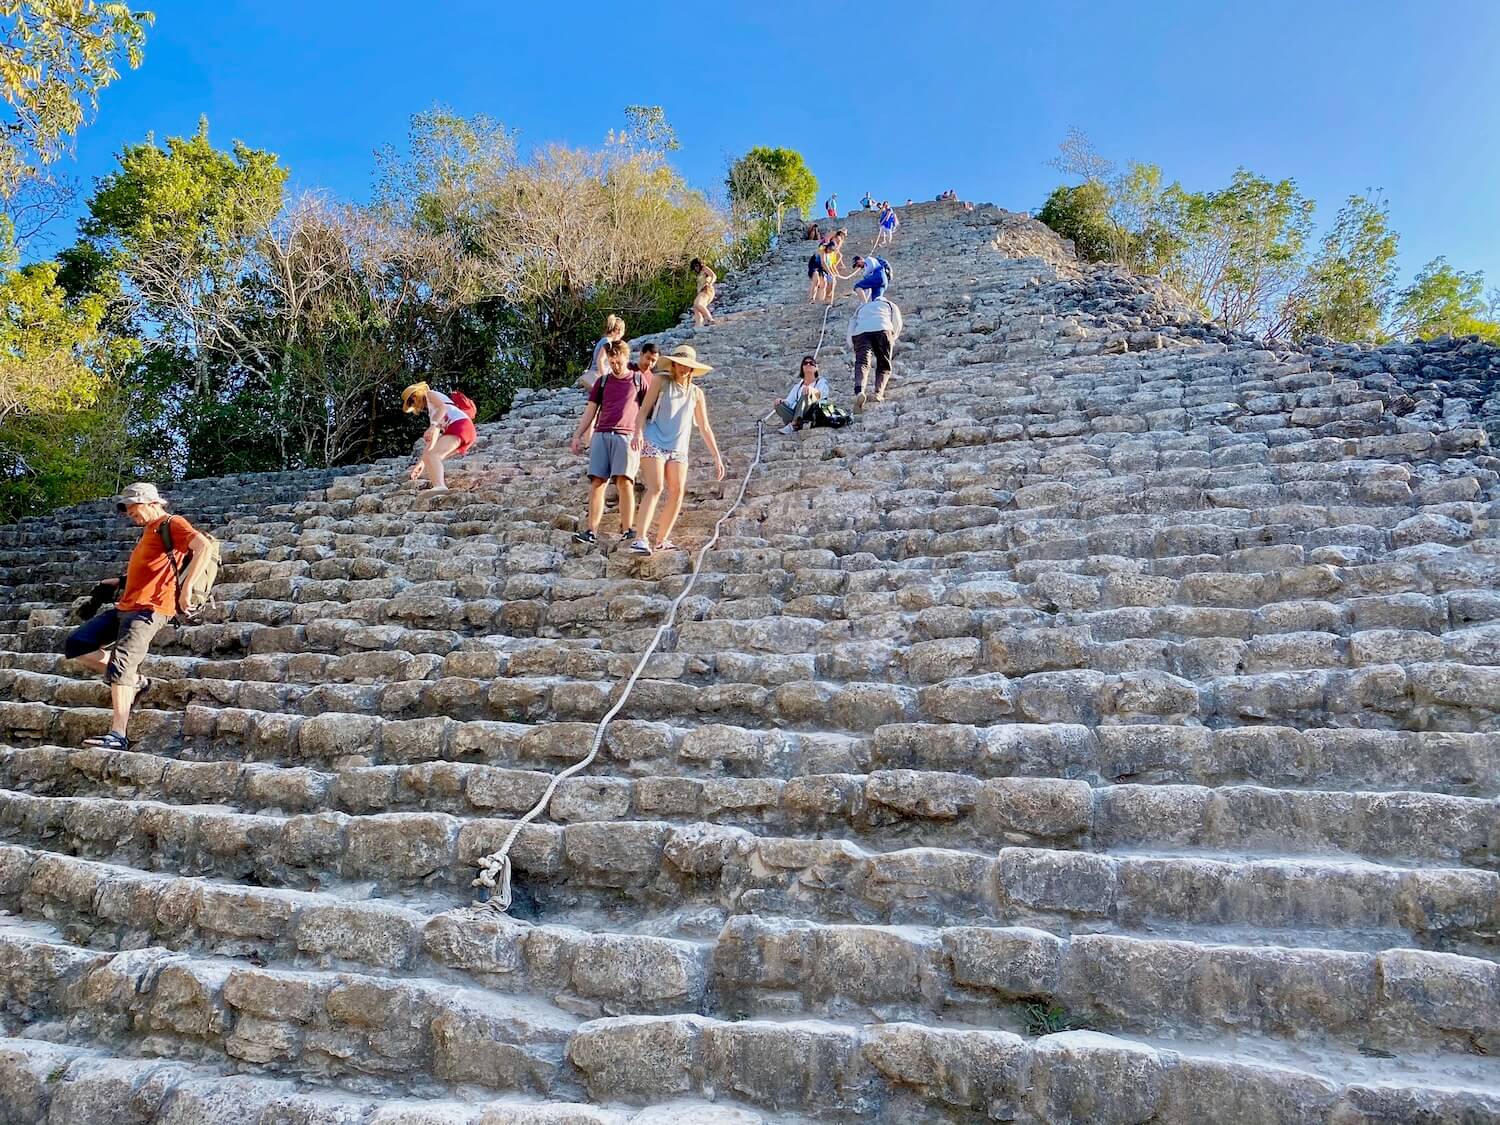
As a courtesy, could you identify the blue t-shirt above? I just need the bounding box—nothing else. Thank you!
[856,257,890,291]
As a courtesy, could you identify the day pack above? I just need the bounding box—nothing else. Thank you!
[158,516,220,625]
[449,390,478,420]
[809,401,853,428]
[591,372,646,407]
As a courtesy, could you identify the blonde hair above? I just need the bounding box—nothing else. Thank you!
[605,339,630,359]
[604,314,625,339]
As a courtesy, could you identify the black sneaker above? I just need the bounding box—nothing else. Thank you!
[573,529,598,544]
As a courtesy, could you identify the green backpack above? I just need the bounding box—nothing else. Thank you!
[158,516,221,624]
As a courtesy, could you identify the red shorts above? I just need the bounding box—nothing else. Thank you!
[442,416,476,456]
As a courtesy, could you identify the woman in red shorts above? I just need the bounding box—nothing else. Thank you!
[402,381,476,491]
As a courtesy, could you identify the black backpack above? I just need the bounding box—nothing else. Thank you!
[591,372,647,407]
[809,401,853,428]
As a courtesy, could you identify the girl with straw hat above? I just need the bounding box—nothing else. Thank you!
[402,381,476,491]
[628,345,725,555]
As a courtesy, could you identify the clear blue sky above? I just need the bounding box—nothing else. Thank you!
[37,0,1500,290]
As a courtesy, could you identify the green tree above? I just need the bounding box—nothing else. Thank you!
[1387,257,1500,342]
[1289,193,1398,342]
[386,108,724,393]
[1036,180,1115,261]
[0,1,152,198]
[726,146,817,235]
[0,233,110,422]
[1158,170,1314,334]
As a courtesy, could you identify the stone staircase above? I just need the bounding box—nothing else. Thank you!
[0,201,1497,1123]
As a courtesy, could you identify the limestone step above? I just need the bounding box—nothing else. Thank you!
[0,1037,772,1123]
[0,792,1493,954]
[1,742,1491,871]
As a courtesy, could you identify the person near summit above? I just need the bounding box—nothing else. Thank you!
[690,258,717,326]
[577,313,626,390]
[824,193,838,218]
[402,381,477,491]
[847,291,904,410]
[876,202,899,246]
[64,483,213,753]
[851,253,893,302]
[628,345,725,555]
[861,190,874,210]
[570,339,651,544]
[771,356,831,434]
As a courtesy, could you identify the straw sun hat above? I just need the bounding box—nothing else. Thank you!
[401,382,430,413]
[658,345,712,376]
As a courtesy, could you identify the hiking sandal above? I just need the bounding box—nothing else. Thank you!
[83,731,129,751]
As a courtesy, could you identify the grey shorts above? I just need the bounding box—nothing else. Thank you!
[588,432,639,481]
[66,607,166,688]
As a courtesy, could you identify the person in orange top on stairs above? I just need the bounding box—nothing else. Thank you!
[63,482,213,753]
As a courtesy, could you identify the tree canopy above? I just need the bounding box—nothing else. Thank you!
[1036,129,1500,346]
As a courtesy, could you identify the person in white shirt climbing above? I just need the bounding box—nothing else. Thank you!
[846,294,904,411]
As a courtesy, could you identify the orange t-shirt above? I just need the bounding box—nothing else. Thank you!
[118,515,197,615]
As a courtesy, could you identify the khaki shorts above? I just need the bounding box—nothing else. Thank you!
[64,608,166,688]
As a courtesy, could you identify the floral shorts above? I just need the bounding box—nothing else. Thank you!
[641,440,687,464]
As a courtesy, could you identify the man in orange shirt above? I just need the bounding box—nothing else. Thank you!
[63,482,214,751]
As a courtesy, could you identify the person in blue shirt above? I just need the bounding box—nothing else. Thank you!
[861,191,874,210]
[851,254,892,302]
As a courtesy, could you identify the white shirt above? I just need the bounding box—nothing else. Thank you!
[783,375,830,409]
[425,390,469,428]
[847,297,904,346]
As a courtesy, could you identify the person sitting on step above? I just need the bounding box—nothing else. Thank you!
[629,345,725,556]
[770,356,831,434]
[570,340,652,545]
[64,482,213,753]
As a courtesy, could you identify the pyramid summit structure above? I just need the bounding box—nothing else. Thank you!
[0,201,1498,1122]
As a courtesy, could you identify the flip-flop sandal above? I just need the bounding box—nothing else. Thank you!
[83,731,129,751]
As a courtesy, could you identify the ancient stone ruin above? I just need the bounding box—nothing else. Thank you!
[0,201,1497,1122]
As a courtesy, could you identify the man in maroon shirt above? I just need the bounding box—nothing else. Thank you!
[569,340,654,544]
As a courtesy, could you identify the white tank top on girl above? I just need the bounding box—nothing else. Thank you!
[426,390,468,428]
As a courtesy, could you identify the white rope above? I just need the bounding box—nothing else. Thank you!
[473,216,886,911]
[473,418,768,909]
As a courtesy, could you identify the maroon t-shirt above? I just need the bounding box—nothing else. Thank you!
[592,371,651,434]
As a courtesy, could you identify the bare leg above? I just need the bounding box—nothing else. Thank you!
[421,433,463,490]
[654,460,688,546]
[633,456,665,542]
[586,478,607,533]
[109,682,137,737]
[74,649,108,676]
[613,475,636,534]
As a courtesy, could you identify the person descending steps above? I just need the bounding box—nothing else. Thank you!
[628,345,726,555]
[690,258,717,326]
[402,381,478,490]
[876,200,899,246]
